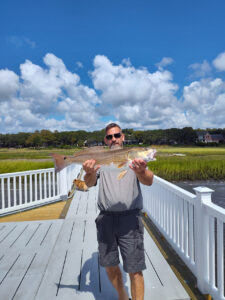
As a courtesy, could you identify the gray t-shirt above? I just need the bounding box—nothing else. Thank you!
[97,168,143,212]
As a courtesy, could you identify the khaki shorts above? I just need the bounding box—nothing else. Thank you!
[95,209,146,273]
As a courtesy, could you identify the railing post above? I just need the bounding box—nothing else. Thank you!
[194,186,214,294]
[58,168,68,199]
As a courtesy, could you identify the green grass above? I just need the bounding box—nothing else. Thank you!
[0,160,54,174]
[148,155,225,181]
[0,148,79,160]
[155,146,225,156]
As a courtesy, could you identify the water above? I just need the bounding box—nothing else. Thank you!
[174,180,225,209]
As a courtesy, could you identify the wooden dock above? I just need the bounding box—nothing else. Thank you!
[0,185,190,300]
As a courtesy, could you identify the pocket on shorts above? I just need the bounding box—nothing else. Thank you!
[137,215,144,233]
[95,214,104,227]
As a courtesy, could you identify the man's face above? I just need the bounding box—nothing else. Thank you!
[104,126,124,148]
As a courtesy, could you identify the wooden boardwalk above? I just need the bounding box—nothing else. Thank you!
[0,185,190,300]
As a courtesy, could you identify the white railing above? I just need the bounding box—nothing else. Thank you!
[142,175,225,300]
[0,164,81,216]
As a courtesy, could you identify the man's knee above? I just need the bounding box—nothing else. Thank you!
[129,271,143,280]
[106,265,121,276]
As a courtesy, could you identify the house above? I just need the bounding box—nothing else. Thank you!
[204,133,224,143]
[196,131,208,143]
[196,131,225,143]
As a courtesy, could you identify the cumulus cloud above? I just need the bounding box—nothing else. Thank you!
[213,51,225,71]
[188,60,211,78]
[91,55,182,129]
[1,52,225,133]
[0,53,100,133]
[182,78,225,128]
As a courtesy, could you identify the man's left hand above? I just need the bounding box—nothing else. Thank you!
[129,158,147,174]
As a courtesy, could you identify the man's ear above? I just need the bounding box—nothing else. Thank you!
[122,134,125,141]
[104,137,108,145]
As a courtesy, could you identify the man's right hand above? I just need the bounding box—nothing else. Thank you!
[83,160,101,187]
[83,159,100,175]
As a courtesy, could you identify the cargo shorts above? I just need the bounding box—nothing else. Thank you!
[95,209,146,273]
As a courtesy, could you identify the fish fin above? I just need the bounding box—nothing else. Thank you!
[51,153,67,172]
[117,162,127,168]
[117,170,128,180]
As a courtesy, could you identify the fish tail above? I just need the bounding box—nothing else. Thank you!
[51,153,67,172]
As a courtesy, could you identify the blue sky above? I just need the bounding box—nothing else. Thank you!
[0,0,225,133]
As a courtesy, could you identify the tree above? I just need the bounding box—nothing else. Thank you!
[26,131,42,147]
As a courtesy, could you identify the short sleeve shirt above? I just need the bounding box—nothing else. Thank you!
[97,168,143,212]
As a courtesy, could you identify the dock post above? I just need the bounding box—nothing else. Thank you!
[58,168,68,199]
[193,186,214,294]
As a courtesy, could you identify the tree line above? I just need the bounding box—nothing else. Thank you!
[0,127,224,148]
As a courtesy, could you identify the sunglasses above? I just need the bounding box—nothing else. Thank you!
[105,133,122,140]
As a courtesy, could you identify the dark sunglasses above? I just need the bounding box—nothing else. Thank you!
[105,133,122,140]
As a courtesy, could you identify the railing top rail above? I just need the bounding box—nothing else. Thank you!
[0,168,55,178]
[205,201,225,222]
[153,175,196,204]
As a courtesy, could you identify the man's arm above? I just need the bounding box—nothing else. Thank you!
[83,159,100,187]
[129,159,154,186]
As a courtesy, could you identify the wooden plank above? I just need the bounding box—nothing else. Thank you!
[0,222,17,242]
[75,192,88,217]
[0,252,36,300]
[87,187,98,216]
[34,219,85,299]
[0,220,63,257]
[2,221,40,253]
[65,194,80,220]
[144,228,190,299]
[24,220,63,250]
[79,219,100,297]
[12,238,63,300]
[0,223,27,253]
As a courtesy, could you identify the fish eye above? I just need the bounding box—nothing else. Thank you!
[64,156,67,160]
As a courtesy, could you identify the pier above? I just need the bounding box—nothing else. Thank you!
[0,164,225,299]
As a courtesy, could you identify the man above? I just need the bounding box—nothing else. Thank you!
[83,123,153,300]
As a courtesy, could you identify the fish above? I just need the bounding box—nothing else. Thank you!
[51,147,156,180]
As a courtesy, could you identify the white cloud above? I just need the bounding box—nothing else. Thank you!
[1,52,225,133]
[91,55,181,129]
[213,51,225,71]
[0,69,19,101]
[182,78,225,128]
[0,53,101,133]
[156,57,174,70]
[188,60,211,78]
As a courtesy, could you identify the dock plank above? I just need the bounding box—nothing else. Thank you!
[144,228,190,300]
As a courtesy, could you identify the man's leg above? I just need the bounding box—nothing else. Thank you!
[129,271,144,300]
[105,265,129,300]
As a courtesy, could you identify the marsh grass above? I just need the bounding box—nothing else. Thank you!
[149,155,225,181]
[155,146,225,156]
[0,160,54,174]
[0,148,79,160]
